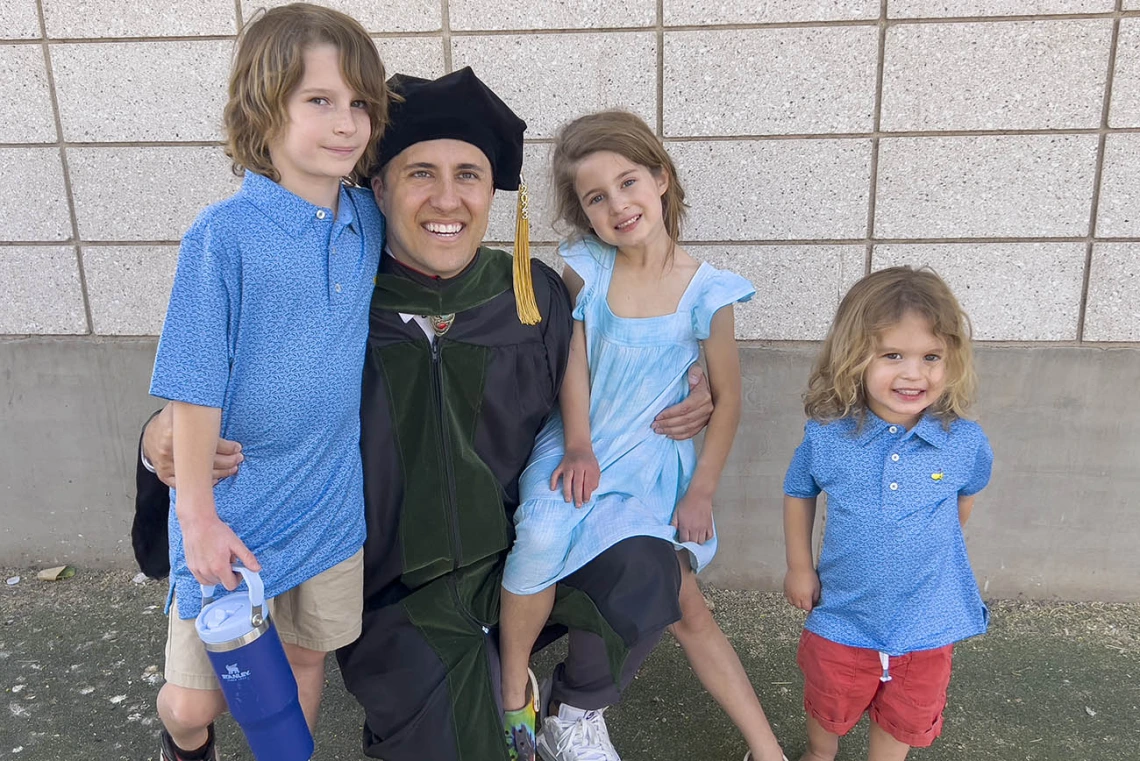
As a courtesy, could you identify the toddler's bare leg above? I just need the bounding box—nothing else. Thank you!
[867,720,911,761]
[283,643,327,730]
[157,683,227,752]
[669,556,784,761]
[500,586,556,710]
[799,715,839,761]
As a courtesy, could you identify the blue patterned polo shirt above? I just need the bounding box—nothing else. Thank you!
[784,411,994,655]
[151,170,383,619]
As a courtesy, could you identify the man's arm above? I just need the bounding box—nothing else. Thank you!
[141,402,244,488]
[651,364,713,440]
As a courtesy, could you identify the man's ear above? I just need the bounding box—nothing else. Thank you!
[370,174,385,207]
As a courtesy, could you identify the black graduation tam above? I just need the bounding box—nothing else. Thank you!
[377,67,526,191]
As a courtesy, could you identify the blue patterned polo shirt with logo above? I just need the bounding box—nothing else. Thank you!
[784,411,994,655]
[151,170,383,619]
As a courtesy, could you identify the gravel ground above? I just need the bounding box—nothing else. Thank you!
[2,568,1137,760]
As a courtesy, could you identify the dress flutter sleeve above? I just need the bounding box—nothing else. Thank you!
[557,235,614,322]
[691,267,756,340]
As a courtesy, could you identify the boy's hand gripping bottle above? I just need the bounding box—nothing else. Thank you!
[195,566,314,761]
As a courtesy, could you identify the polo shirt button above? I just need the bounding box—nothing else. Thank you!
[888,425,898,434]
[316,210,327,220]
[891,454,900,462]
[335,283,342,293]
[889,482,898,490]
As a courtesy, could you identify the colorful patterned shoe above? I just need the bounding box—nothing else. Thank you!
[504,669,540,761]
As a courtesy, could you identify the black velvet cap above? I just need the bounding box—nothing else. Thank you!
[376,67,526,191]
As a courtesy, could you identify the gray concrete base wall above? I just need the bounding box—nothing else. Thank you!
[2,339,1137,601]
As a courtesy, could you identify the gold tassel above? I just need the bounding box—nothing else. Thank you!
[513,180,541,325]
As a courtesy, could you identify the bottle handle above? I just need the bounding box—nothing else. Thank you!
[199,565,267,627]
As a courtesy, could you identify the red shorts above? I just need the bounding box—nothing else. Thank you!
[796,629,954,748]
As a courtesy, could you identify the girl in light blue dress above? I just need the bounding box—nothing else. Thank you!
[499,111,787,761]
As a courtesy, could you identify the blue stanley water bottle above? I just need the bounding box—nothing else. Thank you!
[195,565,314,761]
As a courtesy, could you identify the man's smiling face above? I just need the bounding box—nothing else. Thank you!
[373,138,495,278]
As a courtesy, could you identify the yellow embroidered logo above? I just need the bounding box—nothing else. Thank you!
[931,472,944,481]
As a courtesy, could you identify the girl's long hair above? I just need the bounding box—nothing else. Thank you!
[805,266,977,425]
[550,110,687,246]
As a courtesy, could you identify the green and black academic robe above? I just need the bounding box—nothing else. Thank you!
[337,248,681,761]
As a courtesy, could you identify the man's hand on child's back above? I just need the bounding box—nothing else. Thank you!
[181,510,261,590]
[143,403,244,488]
[652,364,713,440]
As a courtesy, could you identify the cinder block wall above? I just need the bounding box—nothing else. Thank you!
[2,1,1138,599]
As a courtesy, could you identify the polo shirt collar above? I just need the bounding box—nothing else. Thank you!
[855,410,948,448]
[238,170,356,237]
[912,413,949,448]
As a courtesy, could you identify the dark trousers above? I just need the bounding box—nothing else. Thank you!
[338,536,682,761]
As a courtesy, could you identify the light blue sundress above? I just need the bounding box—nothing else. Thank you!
[502,235,756,596]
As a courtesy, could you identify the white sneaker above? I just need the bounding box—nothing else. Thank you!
[536,703,621,761]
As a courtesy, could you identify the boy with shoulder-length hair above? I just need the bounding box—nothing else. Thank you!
[149,5,389,759]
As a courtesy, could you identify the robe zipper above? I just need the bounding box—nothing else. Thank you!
[431,338,463,571]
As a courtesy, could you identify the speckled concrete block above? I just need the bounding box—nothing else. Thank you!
[451,0,654,30]
[888,1,1115,17]
[881,20,1111,131]
[0,148,71,242]
[83,246,178,336]
[486,144,558,244]
[1109,19,1140,128]
[242,0,441,33]
[875,135,1098,239]
[1096,133,1140,237]
[1126,0,1140,9]
[0,45,56,142]
[52,41,231,143]
[873,243,1085,340]
[666,0,879,25]
[664,27,878,137]
[374,37,445,79]
[452,33,656,139]
[691,245,866,340]
[68,147,241,242]
[0,1,42,39]
[671,140,872,241]
[0,247,86,334]
[41,0,237,37]
[1084,243,1140,341]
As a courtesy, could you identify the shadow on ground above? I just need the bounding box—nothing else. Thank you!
[1,569,1137,760]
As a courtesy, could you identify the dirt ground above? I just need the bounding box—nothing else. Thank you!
[2,568,1137,760]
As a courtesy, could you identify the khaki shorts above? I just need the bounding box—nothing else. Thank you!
[164,549,363,690]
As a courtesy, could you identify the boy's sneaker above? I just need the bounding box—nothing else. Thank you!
[536,703,621,761]
[159,724,217,761]
[504,669,541,761]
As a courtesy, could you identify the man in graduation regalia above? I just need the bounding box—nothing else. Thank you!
[135,68,713,761]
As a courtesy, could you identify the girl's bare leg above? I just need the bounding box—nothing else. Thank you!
[500,586,556,710]
[669,556,785,761]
